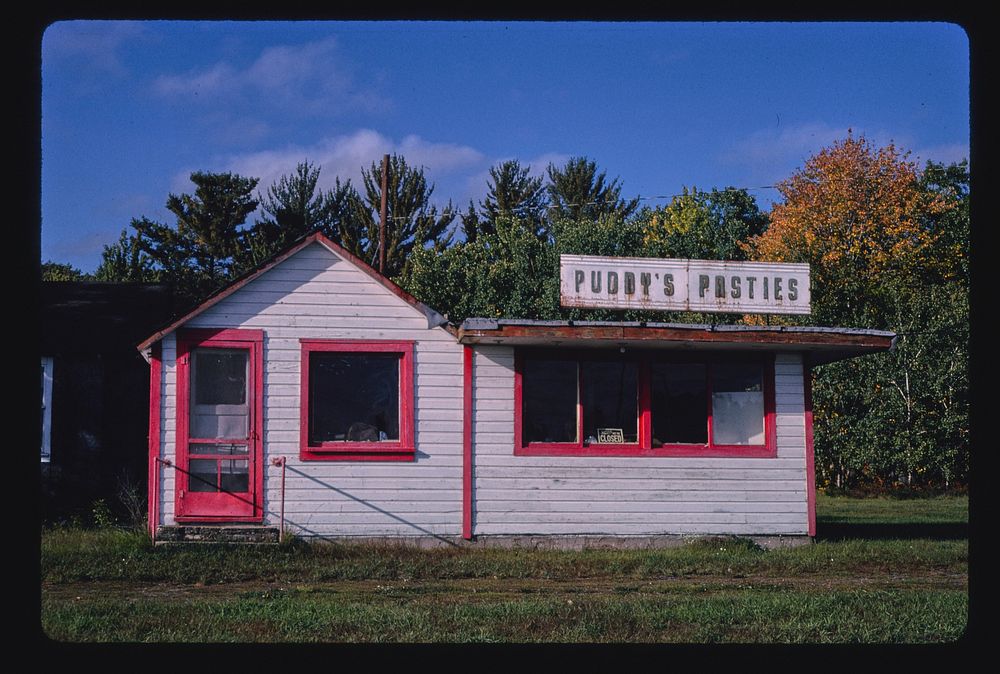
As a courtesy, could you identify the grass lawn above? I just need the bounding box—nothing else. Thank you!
[40,494,968,643]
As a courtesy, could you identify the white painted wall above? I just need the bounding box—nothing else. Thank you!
[471,346,808,536]
[157,242,464,536]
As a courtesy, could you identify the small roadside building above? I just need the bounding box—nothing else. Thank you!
[42,282,174,521]
[138,232,894,545]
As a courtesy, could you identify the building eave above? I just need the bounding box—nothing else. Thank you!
[458,318,895,366]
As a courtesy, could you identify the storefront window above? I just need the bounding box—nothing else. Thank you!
[516,352,774,457]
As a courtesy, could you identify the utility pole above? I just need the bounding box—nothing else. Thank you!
[379,154,389,274]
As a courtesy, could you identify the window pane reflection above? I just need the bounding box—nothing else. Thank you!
[523,359,577,444]
[651,363,708,445]
[581,361,638,444]
[309,353,399,444]
[712,363,765,445]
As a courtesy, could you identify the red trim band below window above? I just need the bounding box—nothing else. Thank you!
[514,349,777,458]
[299,340,415,462]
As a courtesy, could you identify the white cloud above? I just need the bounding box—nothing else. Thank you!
[154,62,236,97]
[167,130,488,214]
[724,122,970,181]
[43,20,146,76]
[167,133,591,220]
[911,143,969,166]
[151,37,388,117]
[721,122,850,172]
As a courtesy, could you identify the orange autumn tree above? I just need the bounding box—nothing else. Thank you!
[746,134,969,490]
[744,133,952,325]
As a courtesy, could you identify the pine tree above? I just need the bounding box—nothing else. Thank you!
[237,161,357,271]
[546,156,639,222]
[339,154,455,279]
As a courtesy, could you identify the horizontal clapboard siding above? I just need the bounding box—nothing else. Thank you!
[157,241,464,536]
[471,347,809,536]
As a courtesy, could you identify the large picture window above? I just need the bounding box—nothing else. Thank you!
[299,340,414,461]
[515,351,775,457]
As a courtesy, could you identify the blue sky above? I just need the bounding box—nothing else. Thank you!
[41,21,969,272]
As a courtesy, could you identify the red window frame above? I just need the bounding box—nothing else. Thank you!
[514,349,776,458]
[299,340,415,462]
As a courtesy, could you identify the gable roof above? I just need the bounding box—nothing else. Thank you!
[136,231,453,353]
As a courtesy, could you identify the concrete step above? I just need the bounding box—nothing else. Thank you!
[155,525,280,544]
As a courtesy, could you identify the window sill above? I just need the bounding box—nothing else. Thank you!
[300,447,416,462]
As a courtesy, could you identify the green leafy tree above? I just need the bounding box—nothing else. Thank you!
[546,156,639,222]
[41,261,90,281]
[132,171,259,304]
[237,161,357,271]
[94,229,158,282]
[918,160,969,286]
[813,281,968,490]
[641,187,769,261]
[403,216,558,323]
[340,154,456,279]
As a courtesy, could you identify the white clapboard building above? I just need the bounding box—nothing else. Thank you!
[139,232,894,546]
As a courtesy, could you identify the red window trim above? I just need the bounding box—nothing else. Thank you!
[514,348,776,458]
[175,328,264,524]
[299,339,415,462]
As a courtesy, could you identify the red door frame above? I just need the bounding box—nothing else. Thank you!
[175,328,264,523]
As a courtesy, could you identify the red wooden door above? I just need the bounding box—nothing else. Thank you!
[175,330,263,522]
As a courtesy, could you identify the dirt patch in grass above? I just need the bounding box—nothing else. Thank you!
[42,566,967,604]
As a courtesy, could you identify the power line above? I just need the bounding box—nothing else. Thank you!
[377,185,782,221]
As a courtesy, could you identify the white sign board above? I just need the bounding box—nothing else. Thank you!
[559,254,810,315]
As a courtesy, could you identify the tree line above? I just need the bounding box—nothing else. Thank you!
[43,136,969,492]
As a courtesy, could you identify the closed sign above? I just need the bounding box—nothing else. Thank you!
[559,255,811,315]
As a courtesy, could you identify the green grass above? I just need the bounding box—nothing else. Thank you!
[42,587,966,643]
[40,530,967,585]
[816,492,968,525]
[41,494,969,643]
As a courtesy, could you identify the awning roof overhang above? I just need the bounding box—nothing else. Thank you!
[457,319,896,367]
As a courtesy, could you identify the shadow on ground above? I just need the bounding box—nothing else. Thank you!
[815,522,968,541]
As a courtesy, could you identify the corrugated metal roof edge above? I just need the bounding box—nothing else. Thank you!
[461,317,896,338]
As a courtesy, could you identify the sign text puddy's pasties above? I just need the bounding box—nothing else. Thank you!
[559,255,811,315]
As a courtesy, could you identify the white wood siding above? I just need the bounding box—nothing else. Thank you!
[471,346,809,536]
[158,242,464,536]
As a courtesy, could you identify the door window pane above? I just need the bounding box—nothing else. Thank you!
[309,353,399,444]
[523,359,578,444]
[219,460,249,493]
[650,363,708,445]
[581,361,638,444]
[188,459,217,492]
[193,351,246,404]
[712,363,765,445]
[190,349,249,439]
